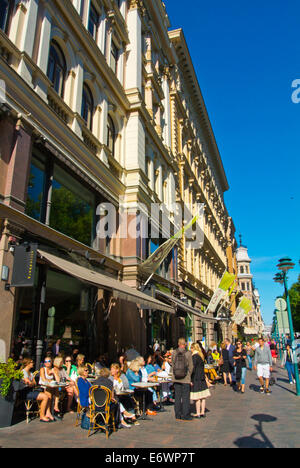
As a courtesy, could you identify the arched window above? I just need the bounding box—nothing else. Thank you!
[107,115,116,155]
[81,84,94,130]
[47,40,67,97]
[240,266,244,274]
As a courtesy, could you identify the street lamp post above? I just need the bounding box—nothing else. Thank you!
[274,258,300,396]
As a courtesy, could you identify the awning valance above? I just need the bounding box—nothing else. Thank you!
[156,290,219,322]
[38,250,175,314]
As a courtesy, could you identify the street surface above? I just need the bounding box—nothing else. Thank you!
[0,364,299,448]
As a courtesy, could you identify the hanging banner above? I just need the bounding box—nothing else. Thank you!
[232,297,252,325]
[139,214,200,277]
[205,271,236,314]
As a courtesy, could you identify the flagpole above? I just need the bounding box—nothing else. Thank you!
[144,273,154,288]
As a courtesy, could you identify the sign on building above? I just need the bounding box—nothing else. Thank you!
[11,243,38,287]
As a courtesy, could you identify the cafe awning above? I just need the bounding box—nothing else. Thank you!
[156,290,219,322]
[38,250,175,314]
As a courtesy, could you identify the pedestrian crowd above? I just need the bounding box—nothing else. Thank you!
[9,333,299,434]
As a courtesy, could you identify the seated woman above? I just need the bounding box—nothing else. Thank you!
[126,359,142,390]
[212,349,221,363]
[68,354,85,383]
[118,353,129,374]
[160,352,174,403]
[143,355,162,412]
[64,356,77,379]
[77,366,92,410]
[39,356,62,420]
[93,368,133,429]
[110,364,140,426]
[21,358,51,423]
[126,359,155,417]
[204,351,221,384]
[53,357,76,413]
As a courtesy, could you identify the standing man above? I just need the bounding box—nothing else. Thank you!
[171,338,194,421]
[253,337,273,395]
[225,339,236,384]
[52,339,61,357]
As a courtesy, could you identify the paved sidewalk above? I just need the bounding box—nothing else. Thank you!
[0,364,299,448]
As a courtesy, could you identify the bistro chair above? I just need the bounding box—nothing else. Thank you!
[86,363,94,374]
[88,386,115,439]
[23,371,42,424]
[75,379,85,427]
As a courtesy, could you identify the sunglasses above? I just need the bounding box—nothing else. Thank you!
[65,360,72,362]
[44,360,52,363]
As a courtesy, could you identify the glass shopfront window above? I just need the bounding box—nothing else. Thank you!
[50,165,95,246]
[13,266,94,360]
[25,150,96,247]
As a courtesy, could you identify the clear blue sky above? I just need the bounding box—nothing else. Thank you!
[164,0,300,325]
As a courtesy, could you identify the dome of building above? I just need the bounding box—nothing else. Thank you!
[236,245,251,263]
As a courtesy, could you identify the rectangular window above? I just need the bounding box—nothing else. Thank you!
[88,4,99,41]
[26,150,96,247]
[110,41,119,74]
[25,155,46,222]
[50,165,95,247]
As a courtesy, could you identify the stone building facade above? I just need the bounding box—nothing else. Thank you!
[236,241,264,337]
[0,0,236,362]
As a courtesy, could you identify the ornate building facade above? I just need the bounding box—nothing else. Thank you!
[236,240,264,337]
[0,0,237,362]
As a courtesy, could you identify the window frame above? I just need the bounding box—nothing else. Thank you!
[88,3,100,41]
[0,0,14,34]
[81,83,94,131]
[47,40,67,98]
[26,149,97,247]
[107,114,116,155]
[110,40,119,75]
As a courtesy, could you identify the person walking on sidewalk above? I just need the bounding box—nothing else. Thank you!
[245,342,254,370]
[171,338,194,421]
[253,337,273,395]
[233,341,248,393]
[281,343,296,385]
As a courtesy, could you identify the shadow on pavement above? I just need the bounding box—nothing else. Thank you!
[234,414,277,448]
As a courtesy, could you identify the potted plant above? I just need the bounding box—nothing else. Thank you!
[0,359,24,428]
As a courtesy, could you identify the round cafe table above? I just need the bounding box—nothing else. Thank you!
[40,382,69,390]
[152,378,173,413]
[131,382,160,420]
[40,382,69,415]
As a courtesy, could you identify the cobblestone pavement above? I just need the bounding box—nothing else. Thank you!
[0,364,299,448]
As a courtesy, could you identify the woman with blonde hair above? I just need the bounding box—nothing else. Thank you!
[125,359,142,390]
[190,343,211,418]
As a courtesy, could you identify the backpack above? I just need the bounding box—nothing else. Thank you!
[173,350,188,380]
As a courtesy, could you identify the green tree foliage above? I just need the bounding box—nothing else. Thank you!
[50,186,93,246]
[289,275,300,332]
[0,360,23,398]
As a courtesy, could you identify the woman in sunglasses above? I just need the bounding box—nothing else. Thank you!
[21,358,51,423]
[39,357,61,420]
[233,341,248,393]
